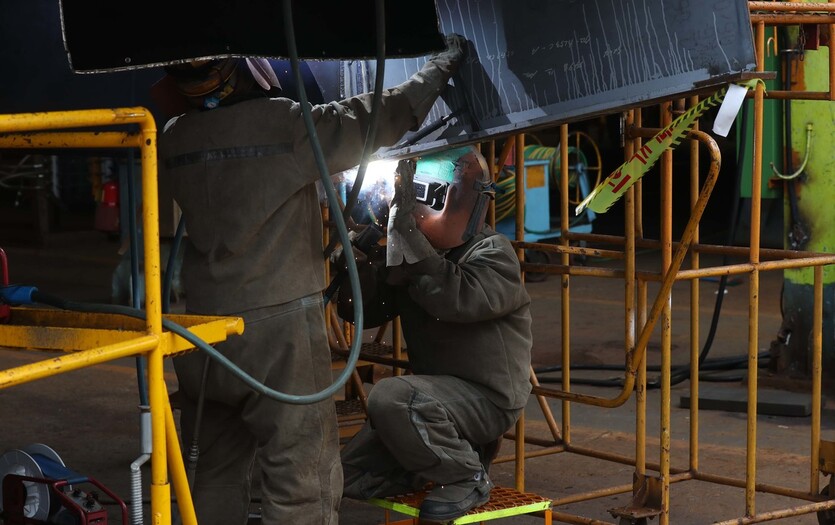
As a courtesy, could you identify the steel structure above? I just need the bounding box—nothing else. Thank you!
[489,2,835,524]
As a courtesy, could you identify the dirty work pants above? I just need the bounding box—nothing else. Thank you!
[341,375,521,499]
[175,294,341,525]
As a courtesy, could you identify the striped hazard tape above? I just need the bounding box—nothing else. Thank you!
[576,78,763,215]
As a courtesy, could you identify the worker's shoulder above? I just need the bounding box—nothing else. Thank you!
[478,227,513,249]
[456,227,516,259]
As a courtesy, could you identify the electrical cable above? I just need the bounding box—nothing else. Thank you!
[22,290,347,404]
[322,0,387,259]
[125,150,150,408]
[162,216,186,315]
[159,217,206,493]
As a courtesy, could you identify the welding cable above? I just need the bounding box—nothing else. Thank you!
[534,351,770,387]
[162,216,186,315]
[124,150,150,409]
[322,0,387,260]
[159,216,205,490]
[16,289,351,404]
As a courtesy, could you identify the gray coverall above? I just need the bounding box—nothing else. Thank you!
[158,56,459,525]
[340,227,533,499]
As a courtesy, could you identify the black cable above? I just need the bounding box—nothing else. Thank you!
[535,352,770,387]
[162,216,185,314]
[322,0,387,259]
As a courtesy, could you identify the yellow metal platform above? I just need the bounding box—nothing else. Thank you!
[369,485,552,524]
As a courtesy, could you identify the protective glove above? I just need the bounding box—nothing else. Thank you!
[429,33,468,76]
[386,159,437,267]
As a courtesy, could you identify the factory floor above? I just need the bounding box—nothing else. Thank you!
[0,230,832,525]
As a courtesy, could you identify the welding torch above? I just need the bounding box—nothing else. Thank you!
[323,222,384,305]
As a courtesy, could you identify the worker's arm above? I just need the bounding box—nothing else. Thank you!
[398,235,529,323]
[291,35,466,177]
[335,243,397,328]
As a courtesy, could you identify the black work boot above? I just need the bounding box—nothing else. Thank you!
[418,467,492,523]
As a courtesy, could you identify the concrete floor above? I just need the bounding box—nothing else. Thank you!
[0,230,832,524]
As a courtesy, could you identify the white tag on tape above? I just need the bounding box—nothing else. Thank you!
[712,83,748,138]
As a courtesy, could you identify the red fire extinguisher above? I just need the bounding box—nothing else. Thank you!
[0,247,10,323]
[94,179,120,233]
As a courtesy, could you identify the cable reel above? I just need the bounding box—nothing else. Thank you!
[0,444,127,524]
[494,131,603,223]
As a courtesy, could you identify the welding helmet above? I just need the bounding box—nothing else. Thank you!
[412,146,495,250]
[161,57,281,110]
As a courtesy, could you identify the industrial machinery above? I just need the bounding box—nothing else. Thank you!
[495,132,602,239]
[494,131,603,279]
[0,445,127,525]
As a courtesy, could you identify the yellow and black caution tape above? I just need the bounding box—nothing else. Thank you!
[576,78,763,215]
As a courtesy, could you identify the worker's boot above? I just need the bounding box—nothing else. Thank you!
[418,466,492,523]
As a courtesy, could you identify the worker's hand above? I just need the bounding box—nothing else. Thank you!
[389,159,418,231]
[331,244,368,274]
[386,159,436,266]
[430,33,468,76]
[328,230,360,264]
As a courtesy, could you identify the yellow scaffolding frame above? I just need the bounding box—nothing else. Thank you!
[0,107,243,525]
[495,3,835,523]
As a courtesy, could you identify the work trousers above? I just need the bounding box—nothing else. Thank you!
[341,375,521,499]
[175,294,341,525]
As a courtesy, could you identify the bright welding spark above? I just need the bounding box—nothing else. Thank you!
[334,160,399,226]
[335,160,399,205]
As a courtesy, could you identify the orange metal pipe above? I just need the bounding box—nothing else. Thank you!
[688,96,701,473]
[811,266,823,494]
[744,22,766,517]
[559,124,572,445]
[531,129,721,408]
[749,1,835,11]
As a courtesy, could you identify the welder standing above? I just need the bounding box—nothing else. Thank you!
[338,149,533,523]
[157,35,466,525]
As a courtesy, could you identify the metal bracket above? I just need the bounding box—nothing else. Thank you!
[608,473,663,524]
[820,440,835,476]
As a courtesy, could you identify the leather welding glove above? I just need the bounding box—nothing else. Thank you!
[432,34,468,76]
[386,159,437,267]
[405,34,469,122]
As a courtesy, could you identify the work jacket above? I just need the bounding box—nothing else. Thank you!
[339,228,533,410]
[158,59,453,315]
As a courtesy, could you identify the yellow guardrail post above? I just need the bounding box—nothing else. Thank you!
[0,107,242,525]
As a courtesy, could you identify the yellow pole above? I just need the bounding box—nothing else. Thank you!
[811,266,823,494]
[688,95,701,473]
[659,101,673,525]
[137,113,172,525]
[166,387,197,525]
[745,21,766,518]
[514,133,526,491]
[624,110,643,481]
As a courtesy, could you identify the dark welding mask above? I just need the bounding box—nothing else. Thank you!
[153,57,281,114]
[412,146,495,250]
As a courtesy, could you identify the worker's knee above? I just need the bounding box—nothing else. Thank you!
[367,377,413,422]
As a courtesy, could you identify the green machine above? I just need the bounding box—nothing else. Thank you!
[762,20,835,388]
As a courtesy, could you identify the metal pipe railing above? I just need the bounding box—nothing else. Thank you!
[530,129,721,408]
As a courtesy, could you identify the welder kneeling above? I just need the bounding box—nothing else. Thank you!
[338,149,533,523]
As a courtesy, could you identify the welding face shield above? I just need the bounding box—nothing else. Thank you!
[336,146,494,250]
[412,146,494,250]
